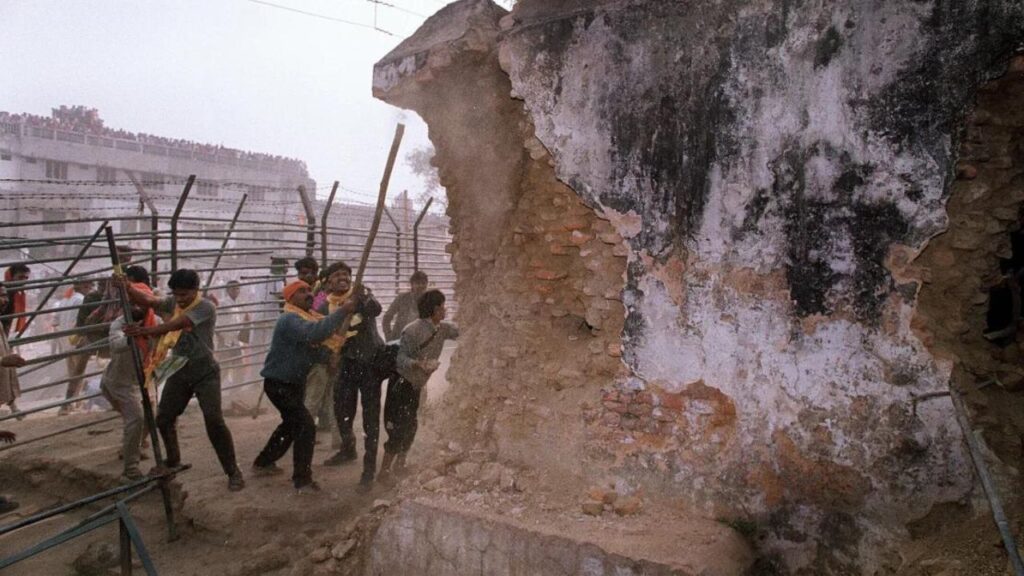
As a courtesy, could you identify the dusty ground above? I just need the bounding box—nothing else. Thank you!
[0,407,388,576]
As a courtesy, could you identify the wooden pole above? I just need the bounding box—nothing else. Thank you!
[356,123,404,285]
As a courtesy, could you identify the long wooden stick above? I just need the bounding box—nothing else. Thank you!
[357,123,405,285]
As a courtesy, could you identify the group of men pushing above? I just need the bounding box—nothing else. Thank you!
[110,256,457,494]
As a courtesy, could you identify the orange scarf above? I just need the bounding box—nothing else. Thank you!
[130,282,158,360]
[3,269,26,334]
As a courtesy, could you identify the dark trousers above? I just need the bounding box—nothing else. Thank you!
[383,375,420,455]
[254,378,315,486]
[156,367,239,476]
[334,359,381,479]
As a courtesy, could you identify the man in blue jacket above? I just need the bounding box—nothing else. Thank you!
[253,279,358,492]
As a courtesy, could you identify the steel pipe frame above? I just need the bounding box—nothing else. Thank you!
[413,197,435,272]
[203,193,248,290]
[0,390,102,423]
[222,376,264,393]
[0,246,275,270]
[0,215,149,230]
[19,368,106,394]
[9,321,112,347]
[0,465,187,535]
[19,338,112,369]
[0,299,116,322]
[10,220,107,339]
[0,414,121,455]
[321,181,340,270]
[382,207,404,299]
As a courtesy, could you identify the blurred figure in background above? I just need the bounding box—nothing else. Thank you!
[0,283,27,416]
[382,271,428,342]
[1,264,30,337]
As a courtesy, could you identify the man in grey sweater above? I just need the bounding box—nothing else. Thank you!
[254,280,358,492]
[379,289,458,482]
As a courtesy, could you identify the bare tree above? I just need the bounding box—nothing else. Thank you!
[405,145,445,209]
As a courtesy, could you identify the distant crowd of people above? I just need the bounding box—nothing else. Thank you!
[0,255,455,512]
[0,106,307,170]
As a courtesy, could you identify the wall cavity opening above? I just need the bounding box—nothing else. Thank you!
[912,59,1024,562]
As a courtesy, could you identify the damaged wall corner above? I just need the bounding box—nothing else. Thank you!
[373,0,629,485]
[374,0,1024,573]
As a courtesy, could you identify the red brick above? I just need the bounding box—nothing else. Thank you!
[535,269,568,281]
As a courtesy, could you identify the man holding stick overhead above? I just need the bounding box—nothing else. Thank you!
[254,279,359,492]
[118,269,245,492]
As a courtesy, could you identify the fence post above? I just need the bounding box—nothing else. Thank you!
[15,220,108,337]
[412,197,434,272]
[321,181,339,270]
[383,207,401,297]
[170,175,195,272]
[297,185,316,258]
[203,194,248,290]
[126,171,159,284]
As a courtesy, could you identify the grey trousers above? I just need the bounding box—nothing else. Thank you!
[303,362,341,449]
[100,376,144,475]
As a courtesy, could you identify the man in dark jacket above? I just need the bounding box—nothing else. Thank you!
[320,264,384,490]
[253,280,357,492]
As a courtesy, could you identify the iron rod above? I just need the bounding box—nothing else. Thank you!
[170,175,196,271]
[0,299,117,321]
[321,181,339,270]
[297,185,317,257]
[105,225,177,540]
[0,466,185,536]
[949,385,1024,575]
[203,193,248,290]
[413,197,435,272]
[0,414,121,454]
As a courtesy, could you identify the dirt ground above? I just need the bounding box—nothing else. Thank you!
[0,406,391,576]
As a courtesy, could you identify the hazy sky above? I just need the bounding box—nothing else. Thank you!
[0,0,509,206]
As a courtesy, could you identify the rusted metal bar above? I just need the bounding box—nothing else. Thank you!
[170,175,196,272]
[0,215,148,230]
[949,383,1024,575]
[104,225,178,541]
[127,170,160,285]
[9,321,113,347]
[383,207,402,298]
[413,197,435,272]
[203,194,248,290]
[297,184,316,258]
[20,368,106,394]
[0,248,275,275]
[321,181,340,270]
[14,221,107,337]
[0,414,121,454]
[0,391,103,423]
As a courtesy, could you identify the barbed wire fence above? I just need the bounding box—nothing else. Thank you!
[0,175,454,450]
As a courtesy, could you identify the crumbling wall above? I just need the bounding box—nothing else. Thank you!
[374,0,1024,573]
[373,0,627,484]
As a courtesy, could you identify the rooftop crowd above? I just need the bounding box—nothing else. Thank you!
[0,106,307,171]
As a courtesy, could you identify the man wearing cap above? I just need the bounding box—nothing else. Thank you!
[253,279,359,492]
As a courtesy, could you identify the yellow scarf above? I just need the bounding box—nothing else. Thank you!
[325,291,359,353]
[283,300,353,354]
[144,293,202,388]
